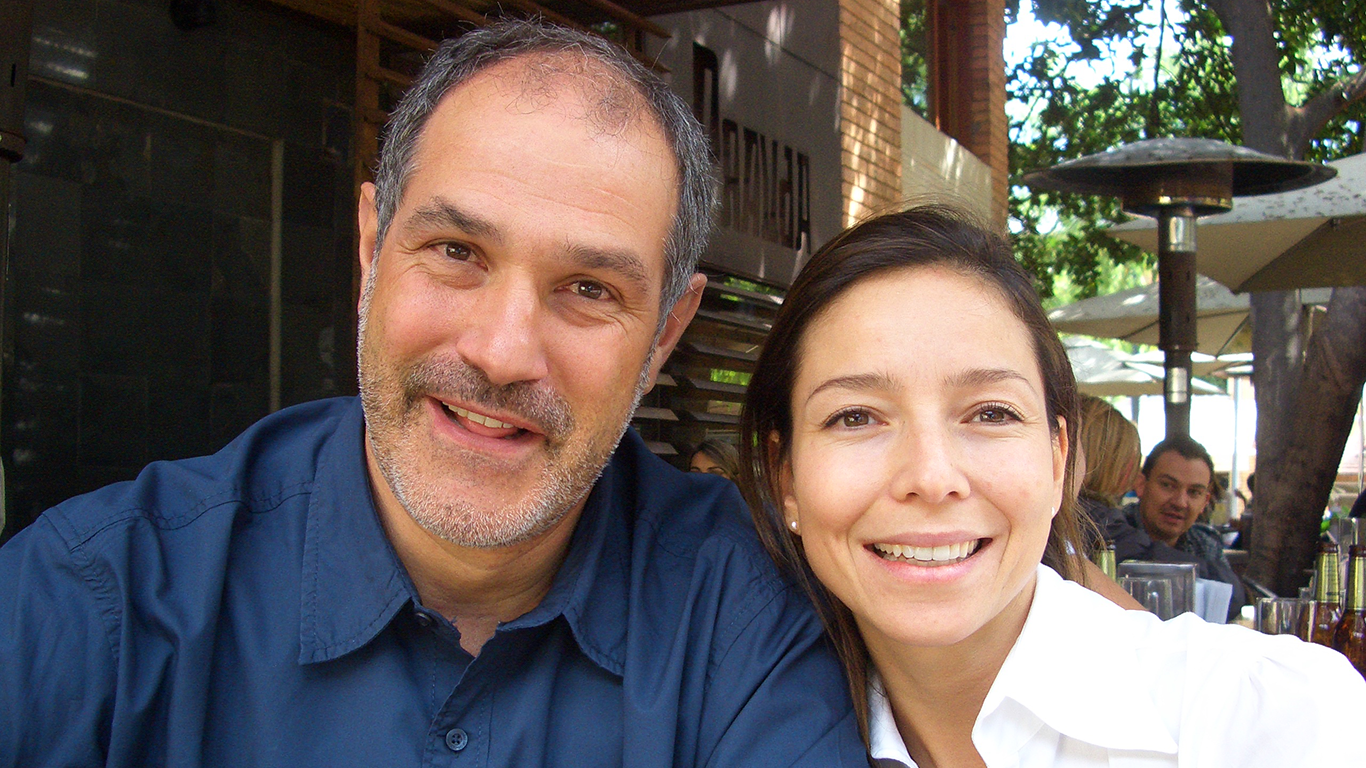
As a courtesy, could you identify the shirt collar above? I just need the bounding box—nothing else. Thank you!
[297,399,637,676]
[866,565,1178,765]
[975,565,1178,758]
[298,398,413,664]
[867,675,916,766]
[494,430,639,677]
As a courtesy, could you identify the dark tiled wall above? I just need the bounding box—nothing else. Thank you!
[3,0,357,537]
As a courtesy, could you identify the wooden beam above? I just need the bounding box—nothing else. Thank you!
[367,16,439,52]
[572,0,670,39]
[364,63,415,89]
[260,0,354,28]
[411,0,486,26]
[487,0,586,31]
[360,106,390,125]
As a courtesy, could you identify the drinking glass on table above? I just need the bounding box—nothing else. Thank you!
[1255,597,1308,635]
[1120,576,1175,619]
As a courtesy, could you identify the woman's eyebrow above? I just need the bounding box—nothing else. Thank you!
[805,372,898,405]
[946,367,1031,390]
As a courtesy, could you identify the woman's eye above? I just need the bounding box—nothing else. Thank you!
[443,243,474,261]
[975,404,1019,424]
[828,410,870,428]
[571,280,608,301]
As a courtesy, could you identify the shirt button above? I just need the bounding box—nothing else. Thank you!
[445,728,468,752]
[415,611,432,628]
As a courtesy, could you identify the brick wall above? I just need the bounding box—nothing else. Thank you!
[964,0,1007,225]
[930,0,1008,226]
[839,0,903,227]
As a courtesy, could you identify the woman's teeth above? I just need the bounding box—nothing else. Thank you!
[872,540,981,565]
[443,403,516,430]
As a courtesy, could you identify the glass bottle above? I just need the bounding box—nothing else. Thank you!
[1331,544,1366,677]
[1092,540,1117,581]
[1299,540,1341,646]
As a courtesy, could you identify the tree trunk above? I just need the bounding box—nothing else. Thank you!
[1248,289,1366,594]
[1208,0,1366,595]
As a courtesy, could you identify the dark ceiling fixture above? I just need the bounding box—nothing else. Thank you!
[169,0,215,31]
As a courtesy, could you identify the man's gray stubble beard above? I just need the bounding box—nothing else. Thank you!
[356,265,658,549]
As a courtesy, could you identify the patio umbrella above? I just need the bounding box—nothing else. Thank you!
[1065,338,1225,397]
[1048,277,1333,356]
[1108,152,1366,292]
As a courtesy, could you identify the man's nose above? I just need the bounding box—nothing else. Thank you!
[453,280,550,386]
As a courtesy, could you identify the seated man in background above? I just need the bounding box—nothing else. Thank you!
[1076,395,1203,569]
[1126,435,1247,618]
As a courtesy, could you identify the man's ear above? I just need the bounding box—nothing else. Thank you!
[642,273,707,389]
[357,182,379,312]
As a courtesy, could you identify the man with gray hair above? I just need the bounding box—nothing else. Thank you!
[0,20,862,767]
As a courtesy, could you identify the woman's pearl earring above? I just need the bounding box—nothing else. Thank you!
[788,520,800,534]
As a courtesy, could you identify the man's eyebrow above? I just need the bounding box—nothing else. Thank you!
[565,243,651,295]
[1156,472,1205,490]
[401,198,502,243]
[805,372,898,405]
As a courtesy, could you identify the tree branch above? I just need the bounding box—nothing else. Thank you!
[1290,69,1366,155]
[1205,0,1292,155]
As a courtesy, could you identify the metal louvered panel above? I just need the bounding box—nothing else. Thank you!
[638,270,784,464]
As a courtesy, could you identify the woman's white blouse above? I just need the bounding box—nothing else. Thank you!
[868,565,1364,767]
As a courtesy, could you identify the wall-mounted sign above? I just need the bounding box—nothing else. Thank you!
[650,2,841,288]
[693,43,811,258]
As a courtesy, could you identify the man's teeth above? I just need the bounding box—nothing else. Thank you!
[444,403,516,430]
[872,540,981,564]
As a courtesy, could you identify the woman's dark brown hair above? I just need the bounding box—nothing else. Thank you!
[738,204,1089,744]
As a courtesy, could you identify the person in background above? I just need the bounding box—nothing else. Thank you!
[1077,395,1204,569]
[1127,435,1247,618]
[1231,471,1255,550]
[1076,394,1142,507]
[690,438,741,482]
[740,203,1361,767]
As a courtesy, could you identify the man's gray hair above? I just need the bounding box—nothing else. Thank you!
[372,18,717,313]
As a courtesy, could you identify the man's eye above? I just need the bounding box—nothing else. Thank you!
[571,280,608,301]
[443,243,474,261]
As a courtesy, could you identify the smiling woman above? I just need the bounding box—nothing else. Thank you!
[739,204,1364,767]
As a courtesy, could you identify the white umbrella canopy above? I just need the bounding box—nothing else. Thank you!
[1127,349,1236,377]
[1108,152,1366,292]
[1049,274,1327,355]
[1047,276,1332,356]
[1064,338,1225,397]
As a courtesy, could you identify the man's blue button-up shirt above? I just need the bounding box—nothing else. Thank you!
[0,398,863,767]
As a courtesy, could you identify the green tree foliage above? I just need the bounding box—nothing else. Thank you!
[900,0,930,118]
[902,0,1366,301]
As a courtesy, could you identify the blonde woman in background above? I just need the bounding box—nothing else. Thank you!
[1076,394,1142,507]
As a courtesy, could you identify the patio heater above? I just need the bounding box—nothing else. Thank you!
[1023,138,1334,438]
